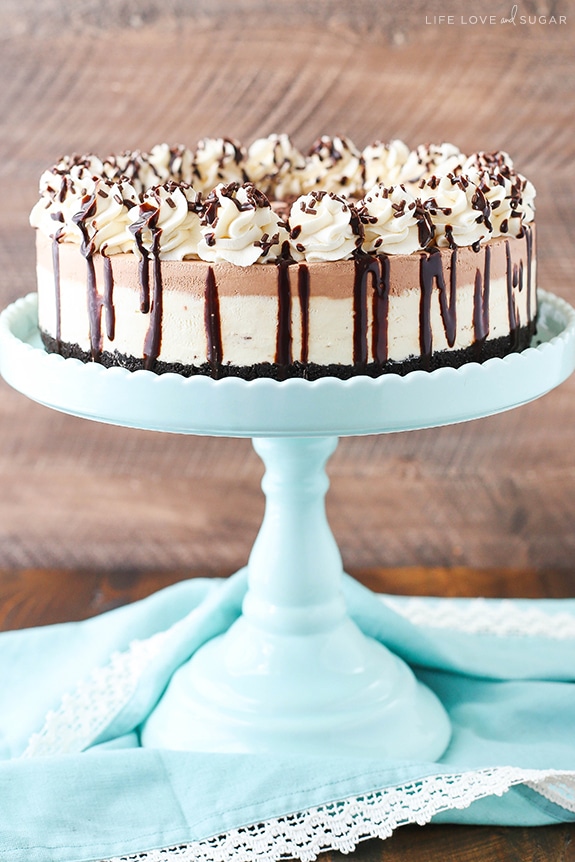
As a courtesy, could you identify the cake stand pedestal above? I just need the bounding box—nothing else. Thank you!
[1,290,574,760]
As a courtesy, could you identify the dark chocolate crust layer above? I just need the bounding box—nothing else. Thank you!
[41,324,536,381]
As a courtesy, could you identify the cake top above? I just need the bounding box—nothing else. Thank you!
[30,134,535,266]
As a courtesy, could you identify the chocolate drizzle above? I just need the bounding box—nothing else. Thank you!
[473,245,491,353]
[372,254,390,364]
[138,251,150,314]
[143,232,163,370]
[102,255,115,341]
[276,260,293,366]
[505,240,520,350]
[297,263,310,364]
[72,197,103,360]
[204,266,223,376]
[419,248,457,366]
[353,254,378,365]
[524,224,533,323]
[51,234,62,353]
[85,253,101,360]
[130,202,159,313]
[446,249,458,347]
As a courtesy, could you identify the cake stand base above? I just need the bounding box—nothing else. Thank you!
[141,610,450,758]
[141,436,451,759]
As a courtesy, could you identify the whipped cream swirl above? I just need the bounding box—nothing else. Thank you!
[38,153,104,198]
[419,173,492,249]
[31,154,107,241]
[300,136,365,197]
[191,138,247,194]
[70,178,139,255]
[197,182,287,266]
[358,184,434,254]
[31,168,138,250]
[287,191,363,262]
[463,150,515,174]
[466,164,536,238]
[245,134,306,200]
[137,144,195,190]
[130,183,202,260]
[362,140,411,191]
[400,142,466,186]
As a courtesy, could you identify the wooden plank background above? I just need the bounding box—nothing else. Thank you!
[0,0,573,581]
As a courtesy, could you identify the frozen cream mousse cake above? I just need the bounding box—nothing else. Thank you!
[30,135,537,379]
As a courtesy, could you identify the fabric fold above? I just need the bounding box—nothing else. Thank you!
[1,573,575,862]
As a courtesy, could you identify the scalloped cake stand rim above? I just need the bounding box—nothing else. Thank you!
[0,289,574,438]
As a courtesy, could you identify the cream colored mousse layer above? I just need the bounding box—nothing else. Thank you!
[36,230,536,369]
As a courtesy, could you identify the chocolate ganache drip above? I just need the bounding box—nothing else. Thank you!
[130,201,160,314]
[143,231,163,370]
[51,230,63,353]
[72,196,103,361]
[129,203,165,369]
[204,266,223,376]
[276,259,293,367]
[297,263,310,365]
[505,240,520,350]
[372,254,391,364]
[473,245,491,354]
[353,254,380,366]
[418,247,458,365]
[102,255,115,342]
[524,223,533,324]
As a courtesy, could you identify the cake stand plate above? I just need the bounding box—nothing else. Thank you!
[1,291,574,438]
[1,290,574,760]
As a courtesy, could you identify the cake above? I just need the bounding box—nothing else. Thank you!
[30,135,537,380]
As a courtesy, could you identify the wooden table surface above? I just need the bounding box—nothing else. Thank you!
[0,0,574,859]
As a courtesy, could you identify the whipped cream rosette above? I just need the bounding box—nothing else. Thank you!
[99,149,150,192]
[197,182,287,266]
[191,137,247,194]
[357,184,434,255]
[245,134,306,200]
[38,153,105,198]
[462,155,536,239]
[129,183,202,261]
[300,136,365,197]
[362,140,411,191]
[70,177,139,256]
[32,155,108,243]
[287,191,363,262]
[419,173,493,249]
[463,150,515,174]
[125,144,195,191]
[400,142,466,187]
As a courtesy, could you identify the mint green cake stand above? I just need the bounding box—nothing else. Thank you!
[1,290,574,759]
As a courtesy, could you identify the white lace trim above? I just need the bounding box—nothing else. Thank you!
[527,772,575,811]
[102,766,575,862]
[381,596,575,639]
[23,629,171,757]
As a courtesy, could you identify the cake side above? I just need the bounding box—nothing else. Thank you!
[36,227,536,378]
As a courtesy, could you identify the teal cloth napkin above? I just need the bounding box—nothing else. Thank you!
[1,572,575,862]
